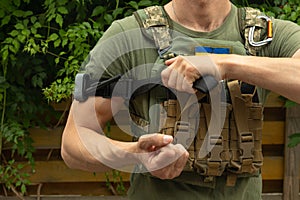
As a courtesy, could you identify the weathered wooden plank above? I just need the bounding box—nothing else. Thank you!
[2,121,285,150]
[262,194,283,200]
[2,127,64,150]
[264,92,285,108]
[19,161,131,184]
[263,107,285,121]
[284,105,300,200]
[50,99,72,111]
[0,197,129,200]
[262,157,284,180]
[262,121,285,145]
[15,156,299,184]
[29,127,64,149]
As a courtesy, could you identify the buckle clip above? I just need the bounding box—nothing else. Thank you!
[239,132,254,162]
[173,121,191,149]
[249,15,273,47]
[208,135,223,163]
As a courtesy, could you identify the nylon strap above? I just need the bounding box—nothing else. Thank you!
[228,80,255,174]
[238,7,268,56]
[142,6,172,54]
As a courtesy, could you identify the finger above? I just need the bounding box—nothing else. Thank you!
[182,76,196,93]
[150,145,188,179]
[161,67,172,87]
[167,68,179,89]
[165,57,177,66]
[173,145,189,169]
[138,134,173,151]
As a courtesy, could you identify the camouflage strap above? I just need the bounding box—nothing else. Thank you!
[134,6,172,56]
[135,6,272,56]
[238,7,272,55]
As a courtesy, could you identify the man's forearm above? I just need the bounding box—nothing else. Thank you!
[61,106,139,173]
[222,54,300,103]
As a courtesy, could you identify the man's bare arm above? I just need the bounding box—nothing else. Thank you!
[163,49,300,104]
[222,49,300,103]
[61,96,189,179]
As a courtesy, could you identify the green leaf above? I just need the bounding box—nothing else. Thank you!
[113,8,124,18]
[54,39,61,47]
[104,14,113,24]
[290,11,298,22]
[21,184,26,194]
[30,16,37,24]
[57,7,68,15]
[57,0,68,6]
[56,14,63,27]
[285,100,297,108]
[1,15,11,27]
[13,0,21,7]
[49,33,59,41]
[17,34,26,43]
[15,23,24,30]
[283,4,292,14]
[24,11,33,18]
[91,6,105,17]
[138,0,152,7]
[288,133,300,147]
[1,49,9,62]
[33,22,42,29]
[128,1,139,10]
[12,10,24,17]
[9,30,19,37]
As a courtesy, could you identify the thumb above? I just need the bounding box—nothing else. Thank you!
[138,134,173,151]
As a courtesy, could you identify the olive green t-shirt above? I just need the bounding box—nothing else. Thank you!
[84,3,300,116]
[83,3,300,200]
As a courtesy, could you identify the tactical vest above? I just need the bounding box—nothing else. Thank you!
[131,5,272,186]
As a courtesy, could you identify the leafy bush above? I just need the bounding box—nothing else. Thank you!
[0,0,168,196]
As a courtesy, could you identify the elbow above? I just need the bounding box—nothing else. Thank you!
[60,127,111,172]
[61,137,81,170]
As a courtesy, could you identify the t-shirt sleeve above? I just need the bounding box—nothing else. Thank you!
[262,19,300,58]
[83,16,140,80]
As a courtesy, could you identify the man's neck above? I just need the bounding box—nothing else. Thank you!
[165,0,232,32]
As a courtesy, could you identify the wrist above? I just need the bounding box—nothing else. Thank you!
[109,139,141,165]
[214,54,245,80]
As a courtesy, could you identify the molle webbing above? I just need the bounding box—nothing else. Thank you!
[154,81,263,185]
[227,80,263,174]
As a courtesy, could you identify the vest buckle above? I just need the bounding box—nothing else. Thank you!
[173,121,192,149]
[239,132,254,162]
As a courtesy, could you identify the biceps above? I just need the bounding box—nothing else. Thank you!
[72,96,124,131]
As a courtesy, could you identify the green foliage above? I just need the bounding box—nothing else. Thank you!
[105,170,126,195]
[288,133,300,147]
[0,0,168,195]
[280,96,300,147]
[0,159,31,195]
[233,0,300,24]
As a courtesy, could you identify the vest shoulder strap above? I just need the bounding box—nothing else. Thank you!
[134,6,273,56]
[237,7,272,56]
[133,6,172,55]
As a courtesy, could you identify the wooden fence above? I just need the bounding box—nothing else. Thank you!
[1,92,300,199]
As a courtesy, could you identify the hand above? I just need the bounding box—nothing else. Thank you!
[162,55,222,93]
[136,133,189,180]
